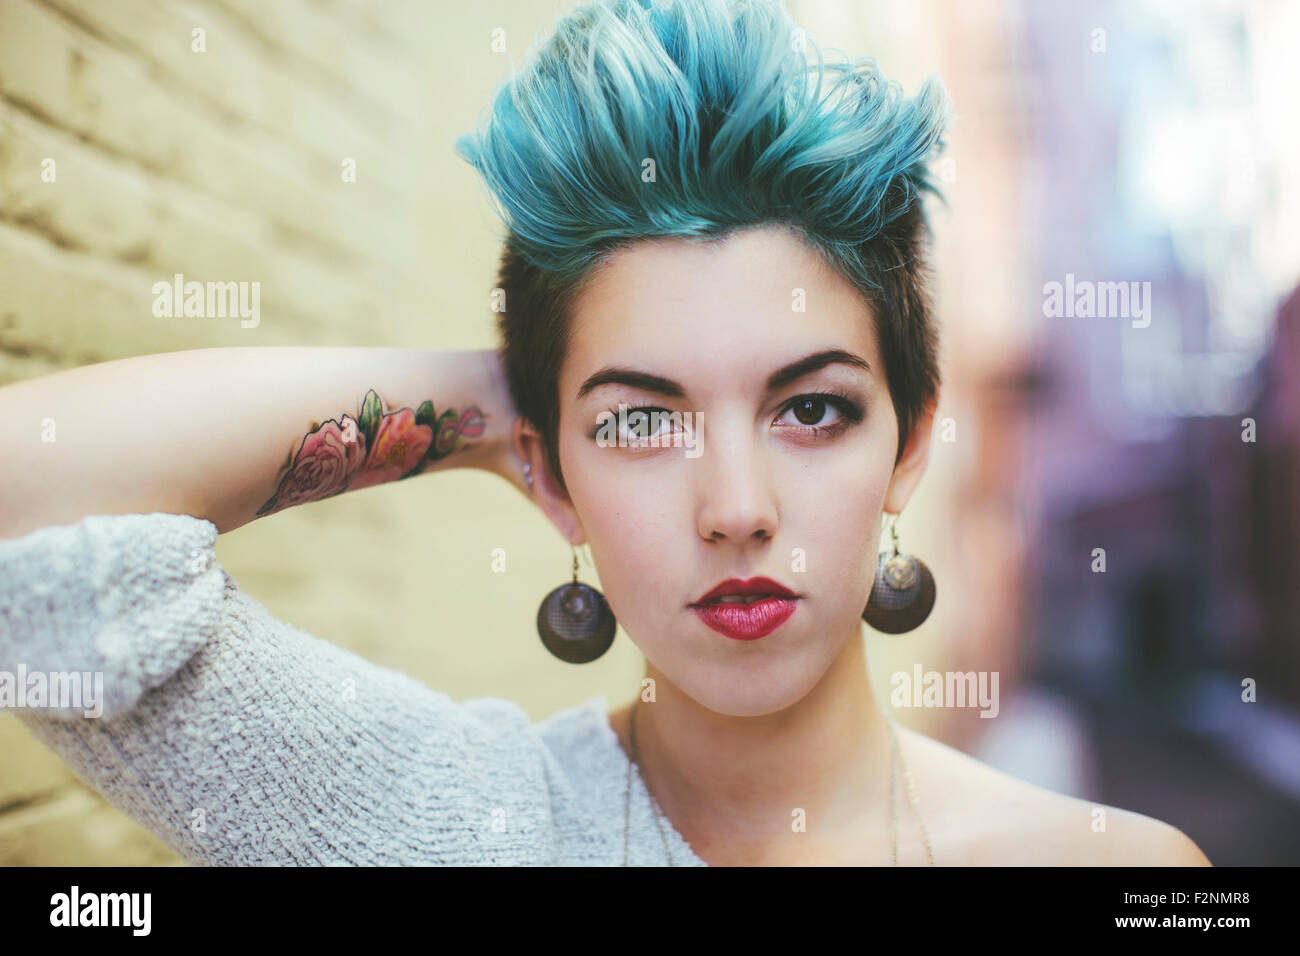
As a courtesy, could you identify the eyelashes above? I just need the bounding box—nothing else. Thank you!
[774,389,865,439]
[588,390,866,443]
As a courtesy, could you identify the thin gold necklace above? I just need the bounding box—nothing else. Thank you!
[623,703,935,866]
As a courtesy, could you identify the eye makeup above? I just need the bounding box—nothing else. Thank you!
[586,387,866,443]
[773,387,865,440]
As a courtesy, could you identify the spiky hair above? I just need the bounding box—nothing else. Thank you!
[455,0,950,488]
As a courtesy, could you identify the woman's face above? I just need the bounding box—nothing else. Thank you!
[544,224,928,717]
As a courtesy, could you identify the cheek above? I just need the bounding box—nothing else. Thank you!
[561,440,681,606]
[779,452,892,599]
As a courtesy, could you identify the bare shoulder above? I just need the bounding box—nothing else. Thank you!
[894,723,1212,866]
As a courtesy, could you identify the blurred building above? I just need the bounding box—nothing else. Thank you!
[1007,0,1300,864]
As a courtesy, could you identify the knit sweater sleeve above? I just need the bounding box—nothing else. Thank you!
[0,512,555,865]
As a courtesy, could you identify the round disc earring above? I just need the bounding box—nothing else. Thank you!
[862,512,936,634]
[536,546,617,663]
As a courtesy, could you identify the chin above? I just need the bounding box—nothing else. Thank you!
[669,651,835,718]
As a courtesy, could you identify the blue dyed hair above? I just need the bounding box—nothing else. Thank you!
[456,0,950,491]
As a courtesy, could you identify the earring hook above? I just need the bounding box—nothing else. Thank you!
[881,511,902,555]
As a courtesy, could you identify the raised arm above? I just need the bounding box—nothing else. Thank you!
[0,346,524,539]
[0,348,554,864]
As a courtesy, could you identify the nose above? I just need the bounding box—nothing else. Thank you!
[695,416,779,544]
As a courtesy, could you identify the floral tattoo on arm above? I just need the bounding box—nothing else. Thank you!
[256,389,487,517]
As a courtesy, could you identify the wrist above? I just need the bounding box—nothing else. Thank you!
[468,349,523,485]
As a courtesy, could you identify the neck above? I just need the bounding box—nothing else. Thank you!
[625,631,895,864]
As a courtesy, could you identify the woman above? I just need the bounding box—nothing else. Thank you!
[0,0,1209,865]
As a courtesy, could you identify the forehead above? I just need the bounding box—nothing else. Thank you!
[562,225,879,398]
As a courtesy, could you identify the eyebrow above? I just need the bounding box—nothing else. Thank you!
[576,348,873,400]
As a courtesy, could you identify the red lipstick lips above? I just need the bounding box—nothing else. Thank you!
[690,576,800,640]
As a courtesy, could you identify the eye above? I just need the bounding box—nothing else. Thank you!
[773,392,864,438]
[590,405,683,445]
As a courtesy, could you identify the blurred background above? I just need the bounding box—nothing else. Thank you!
[0,0,1296,865]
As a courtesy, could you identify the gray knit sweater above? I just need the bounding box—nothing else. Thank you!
[0,512,706,865]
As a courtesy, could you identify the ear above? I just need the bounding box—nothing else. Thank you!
[512,417,588,547]
[882,397,938,515]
